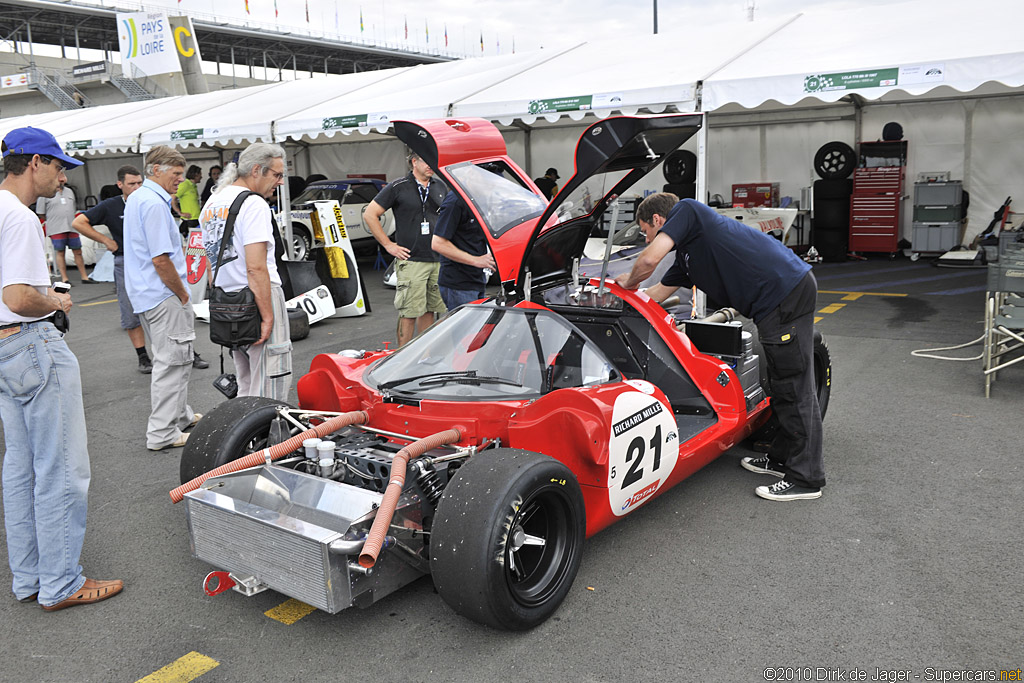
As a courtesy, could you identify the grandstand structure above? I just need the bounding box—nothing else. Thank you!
[0,0,455,116]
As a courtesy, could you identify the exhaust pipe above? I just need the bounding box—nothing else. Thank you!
[358,428,461,568]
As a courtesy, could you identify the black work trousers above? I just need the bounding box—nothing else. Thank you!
[755,272,825,489]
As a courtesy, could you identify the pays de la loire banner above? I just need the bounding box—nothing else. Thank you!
[117,11,181,76]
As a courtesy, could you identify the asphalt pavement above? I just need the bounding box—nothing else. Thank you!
[0,253,1020,683]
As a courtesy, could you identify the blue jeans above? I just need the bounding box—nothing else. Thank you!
[439,286,485,310]
[0,321,90,605]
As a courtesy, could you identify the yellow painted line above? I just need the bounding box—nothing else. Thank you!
[135,652,219,683]
[819,290,907,298]
[818,303,846,314]
[265,598,316,624]
[841,293,865,301]
[79,298,118,307]
[814,316,823,324]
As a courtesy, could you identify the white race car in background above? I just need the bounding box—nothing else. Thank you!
[286,178,394,260]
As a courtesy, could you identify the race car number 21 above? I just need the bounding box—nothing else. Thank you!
[607,391,679,517]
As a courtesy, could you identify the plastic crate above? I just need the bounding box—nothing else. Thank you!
[987,259,1024,293]
[912,222,961,253]
[998,231,1024,259]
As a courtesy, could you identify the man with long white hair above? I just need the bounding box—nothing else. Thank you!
[200,143,292,401]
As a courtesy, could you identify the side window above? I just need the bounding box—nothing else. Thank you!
[347,184,379,204]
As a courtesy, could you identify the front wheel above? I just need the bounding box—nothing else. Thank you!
[430,449,586,630]
[179,396,291,484]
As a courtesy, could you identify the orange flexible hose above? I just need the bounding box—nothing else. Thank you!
[358,428,461,568]
[169,410,369,503]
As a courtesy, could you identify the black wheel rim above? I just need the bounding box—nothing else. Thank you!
[503,486,576,607]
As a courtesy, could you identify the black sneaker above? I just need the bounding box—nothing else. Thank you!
[192,352,210,369]
[755,480,822,501]
[138,355,153,374]
[740,455,785,478]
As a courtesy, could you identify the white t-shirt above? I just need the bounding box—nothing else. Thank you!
[1,190,53,324]
[199,185,281,292]
[36,187,76,237]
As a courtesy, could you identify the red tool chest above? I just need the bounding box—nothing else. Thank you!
[849,141,907,254]
[731,182,780,208]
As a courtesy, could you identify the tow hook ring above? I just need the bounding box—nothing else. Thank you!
[204,571,236,596]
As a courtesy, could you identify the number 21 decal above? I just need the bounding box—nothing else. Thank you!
[607,393,678,516]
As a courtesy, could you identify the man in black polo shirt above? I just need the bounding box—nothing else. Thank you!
[432,190,496,309]
[533,167,560,200]
[71,165,153,373]
[615,193,825,502]
[365,151,448,346]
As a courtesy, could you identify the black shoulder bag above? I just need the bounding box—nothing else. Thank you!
[208,191,262,348]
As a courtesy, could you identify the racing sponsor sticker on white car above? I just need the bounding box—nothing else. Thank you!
[607,391,679,516]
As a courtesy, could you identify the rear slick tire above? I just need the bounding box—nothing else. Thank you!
[179,396,290,484]
[430,449,586,631]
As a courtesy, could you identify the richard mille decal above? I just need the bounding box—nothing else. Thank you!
[607,391,679,516]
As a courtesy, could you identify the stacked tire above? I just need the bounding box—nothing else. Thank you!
[812,142,856,262]
[663,150,696,199]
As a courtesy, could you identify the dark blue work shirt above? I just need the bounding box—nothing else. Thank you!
[659,199,811,323]
[434,191,488,291]
[82,195,127,255]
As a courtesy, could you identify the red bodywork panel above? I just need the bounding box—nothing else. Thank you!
[297,290,769,539]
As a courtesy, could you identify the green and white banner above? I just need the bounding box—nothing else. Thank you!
[170,128,204,141]
[322,113,389,130]
[527,92,624,115]
[804,64,945,93]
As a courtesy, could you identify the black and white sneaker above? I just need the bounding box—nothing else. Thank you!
[755,480,822,501]
[740,455,785,478]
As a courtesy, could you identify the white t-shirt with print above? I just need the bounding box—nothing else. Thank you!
[199,185,281,292]
[0,190,53,323]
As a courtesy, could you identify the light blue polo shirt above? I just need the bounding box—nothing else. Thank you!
[123,178,188,313]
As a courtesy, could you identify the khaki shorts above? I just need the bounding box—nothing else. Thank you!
[394,260,446,318]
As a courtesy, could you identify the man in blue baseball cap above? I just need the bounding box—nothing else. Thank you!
[0,127,124,611]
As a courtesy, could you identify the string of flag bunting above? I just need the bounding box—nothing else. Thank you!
[218,1,514,54]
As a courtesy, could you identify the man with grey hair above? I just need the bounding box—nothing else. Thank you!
[200,143,292,401]
[124,146,203,451]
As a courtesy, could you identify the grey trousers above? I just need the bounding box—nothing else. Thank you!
[140,296,195,449]
[232,285,293,402]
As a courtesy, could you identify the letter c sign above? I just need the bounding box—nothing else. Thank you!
[174,26,194,57]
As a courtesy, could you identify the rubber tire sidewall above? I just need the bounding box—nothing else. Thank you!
[813,329,832,419]
[814,141,856,179]
[287,306,310,341]
[663,149,697,184]
[430,449,586,631]
[179,396,290,484]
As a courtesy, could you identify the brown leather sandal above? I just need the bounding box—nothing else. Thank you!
[41,578,123,611]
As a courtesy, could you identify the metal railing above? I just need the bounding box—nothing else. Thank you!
[26,66,91,110]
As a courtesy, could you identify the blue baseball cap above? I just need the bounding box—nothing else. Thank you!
[2,127,83,168]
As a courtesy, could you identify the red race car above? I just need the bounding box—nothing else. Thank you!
[175,114,832,630]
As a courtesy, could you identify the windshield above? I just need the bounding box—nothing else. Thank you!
[446,162,548,237]
[293,185,347,204]
[364,305,618,400]
[553,169,632,228]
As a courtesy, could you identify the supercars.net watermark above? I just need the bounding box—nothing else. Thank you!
[762,668,1021,682]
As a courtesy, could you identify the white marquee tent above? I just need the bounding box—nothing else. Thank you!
[5,0,1022,244]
